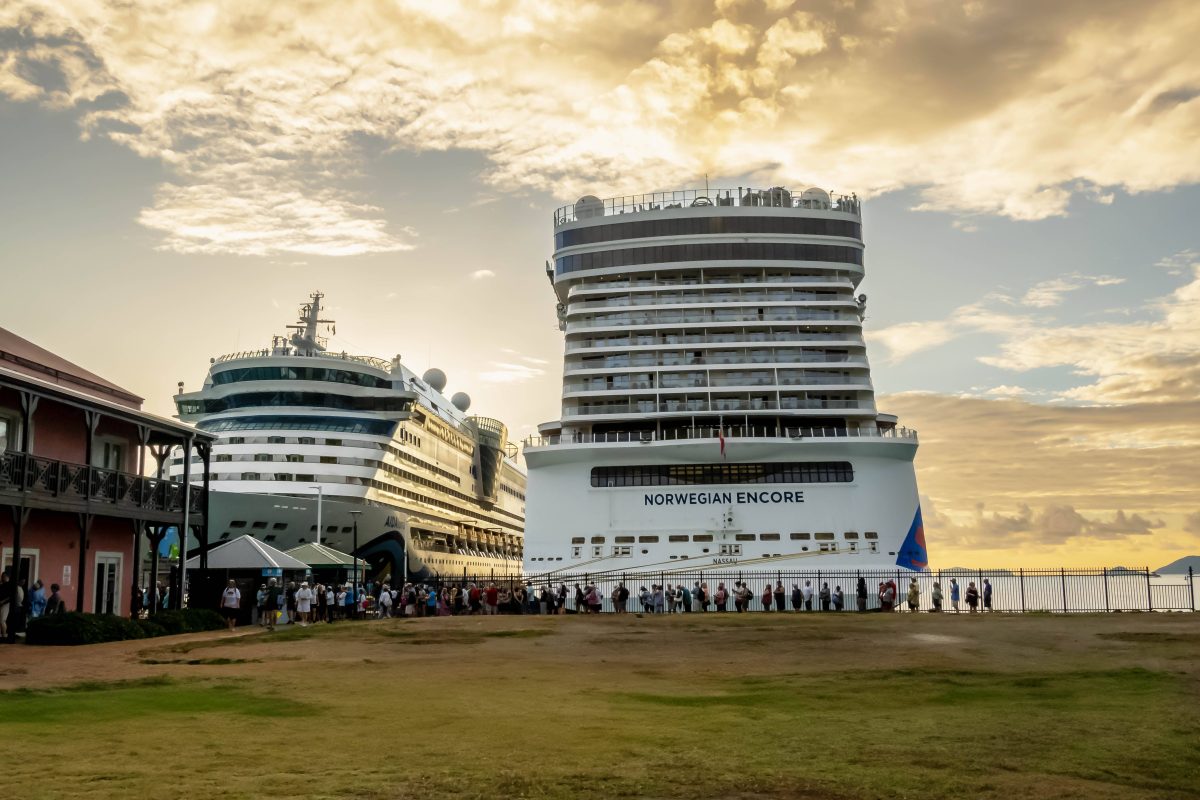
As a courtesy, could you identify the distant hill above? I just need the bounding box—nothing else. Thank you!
[1156,555,1200,574]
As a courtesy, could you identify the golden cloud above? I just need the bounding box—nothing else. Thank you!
[2,0,1199,255]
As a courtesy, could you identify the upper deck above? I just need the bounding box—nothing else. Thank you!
[554,187,860,227]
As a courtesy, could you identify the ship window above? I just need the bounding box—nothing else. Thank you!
[268,436,284,444]
[864,531,879,539]
[215,454,232,462]
[326,439,342,446]
[760,533,780,541]
[230,520,247,528]
[815,532,835,541]
[668,535,689,542]
[571,546,582,558]
[341,526,352,533]
[240,473,260,480]
[251,521,267,529]
[326,525,338,533]
[554,216,861,248]
[219,532,230,540]
[272,523,287,530]
[286,454,303,462]
[735,534,756,541]
[692,534,713,542]
[614,536,634,543]
[320,456,337,464]
[638,535,659,543]
[557,241,862,275]
[790,532,810,540]
[254,454,272,462]
[570,537,585,544]
[591,462,848,486]
[591,545,603,558]
[719,544,742,556]
[590,536,606,543]
[849,542,858,552]
[275,474,293,481]
[295,474,315,482]
[844,531,859,539]
[299,437,316,445]
[612,546,632,557]
[264,535,276,542]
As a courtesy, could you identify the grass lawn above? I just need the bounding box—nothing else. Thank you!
[2,612,1199,799]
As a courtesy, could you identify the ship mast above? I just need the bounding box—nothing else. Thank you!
[286,291,335,355]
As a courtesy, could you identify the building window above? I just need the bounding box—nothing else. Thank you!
[0,414,15,453]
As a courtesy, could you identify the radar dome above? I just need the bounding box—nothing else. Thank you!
[800,187,830,207]
[422,368,447,393]
[451,392,472,412]
[574,195,605,219]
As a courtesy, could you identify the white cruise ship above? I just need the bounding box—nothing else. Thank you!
[523,187,928,575]
[171,293,526,582]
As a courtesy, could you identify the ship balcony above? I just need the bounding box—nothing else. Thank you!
[526,425,917,447]
[564,352,868,374]
[565,293,856,315]
[565,311,862,333]
[564,331,866,353]
[561,396,876,418]
[562,374,872,397]
[565,274,854,297]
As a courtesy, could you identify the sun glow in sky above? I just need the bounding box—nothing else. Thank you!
[1,0,1198,568]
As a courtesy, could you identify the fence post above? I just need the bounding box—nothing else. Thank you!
[1019,568,1025,612]
[1190,567,1196,612]
[1145,566,1153,612]
[1060,567,1068,613]
[1103,567,1110,612]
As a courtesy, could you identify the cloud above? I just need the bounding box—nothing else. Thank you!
[1020,273,1126,308]
[469,269,496,280]
[3,0,1200,255]
[477,361,544,383]
[885,392,1199,560]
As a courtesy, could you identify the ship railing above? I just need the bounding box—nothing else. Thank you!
[524,425,917,447]
[554,188,861,226]
[214,349,393,372]
[562,397,871,416]
[567,311,860,329]
[565,293,855,313]
[564,376,872,394]
[565,335,866,352]
[566,274,853,296]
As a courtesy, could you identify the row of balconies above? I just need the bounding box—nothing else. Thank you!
[563,373,871,395]
[565,330,865,352]
[566,273,853,297]
[566,350,867,373]
[568,310,861,329]
[561,394,873,417]
[566,290,849,313]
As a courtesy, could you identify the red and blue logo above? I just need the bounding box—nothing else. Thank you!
[895,506,929,570]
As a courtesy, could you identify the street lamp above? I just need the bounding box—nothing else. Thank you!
[309,485,323,545]
[348,510,362,617]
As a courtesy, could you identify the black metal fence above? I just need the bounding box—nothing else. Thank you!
[437,567,1197,614]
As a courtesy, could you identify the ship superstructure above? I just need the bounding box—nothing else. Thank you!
[523,188,927,574]
[171,293,526,581]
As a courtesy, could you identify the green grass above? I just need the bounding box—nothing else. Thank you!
[4,614,1200,799]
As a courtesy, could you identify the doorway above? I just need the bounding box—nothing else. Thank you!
[93,552,123,615]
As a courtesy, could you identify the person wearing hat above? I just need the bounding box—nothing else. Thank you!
[295,581,314,626]
[255,583,268,626]
[264,578,280,630]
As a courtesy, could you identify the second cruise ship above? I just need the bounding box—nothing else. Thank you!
[172,293,526,582]
[523,187,928,575]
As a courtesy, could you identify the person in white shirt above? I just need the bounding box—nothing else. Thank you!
[801,581,814,611]
[295,582,314,626]
[378,584,393,618]
[220,580,241,631]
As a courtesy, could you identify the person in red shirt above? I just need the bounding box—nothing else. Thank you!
[484,582,500,615]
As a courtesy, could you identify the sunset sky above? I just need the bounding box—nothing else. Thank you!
[2,0,1198,569]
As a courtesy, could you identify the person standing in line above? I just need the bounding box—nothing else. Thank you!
[773,581,786,613]
[296,582,314,626]
[931,581,943,612]
[906,578,920,613]
[220,580,241,632]
[45,583,65,616]
[377,584,393,618]
[761,584,773,612]
[819,582,831,612]
[832,586,844,611]
[691,582,703,613]
[791,583,802,611]
[586,584,602,614]
[950,578,961,613]
[965,581,980,613]
[653,584,665,613]
[715,582,728,612]
[802,580,814,611]
[856,577,868,612]
[426,586,439,616]
[263,579,280,630]
[983,579,994,612]
[880,580,897,612]
[665,584,676,614]
[28,580,46,619]
[255,584,267,626]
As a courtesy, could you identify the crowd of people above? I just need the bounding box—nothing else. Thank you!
[229,574,999,629]
[0,570,67,641]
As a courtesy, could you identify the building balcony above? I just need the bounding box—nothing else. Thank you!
[0,451,206,524]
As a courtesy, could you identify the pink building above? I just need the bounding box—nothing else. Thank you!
[0,327,212,634]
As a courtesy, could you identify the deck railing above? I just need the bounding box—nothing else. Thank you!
[525,426,917,447]
[0,451,203,516]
